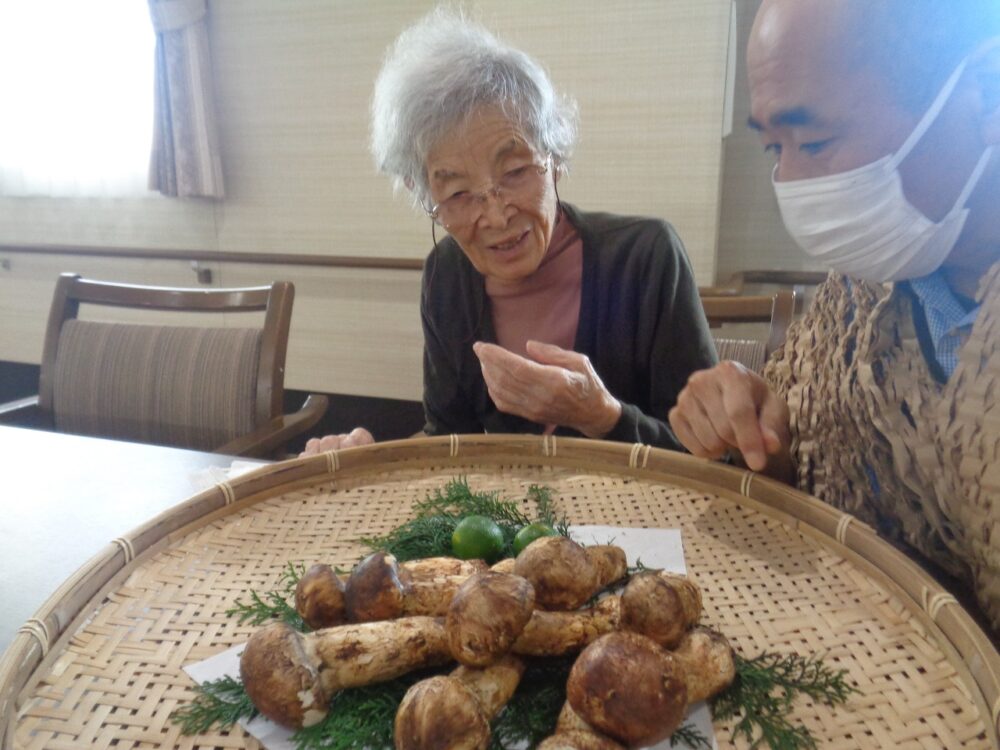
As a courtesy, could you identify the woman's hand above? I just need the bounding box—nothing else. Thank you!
[300,427,375,457]
[473,340,621,438]
[667,361,792,479]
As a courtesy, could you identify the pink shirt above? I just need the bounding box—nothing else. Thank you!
[486,209,583,433]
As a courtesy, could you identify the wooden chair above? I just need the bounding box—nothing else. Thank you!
[699,269,826,313]
[0,273,328,457]
[699,289,796,373]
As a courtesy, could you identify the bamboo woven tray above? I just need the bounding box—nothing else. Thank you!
[1,435,998,749]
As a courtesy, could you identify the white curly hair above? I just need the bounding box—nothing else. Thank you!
[370,7,579,211]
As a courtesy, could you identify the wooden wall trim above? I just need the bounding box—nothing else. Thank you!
[0,245,424,272]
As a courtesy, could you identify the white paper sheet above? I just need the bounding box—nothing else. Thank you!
[184,526,717,749]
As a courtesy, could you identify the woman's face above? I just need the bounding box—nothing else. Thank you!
[425,106,559,283]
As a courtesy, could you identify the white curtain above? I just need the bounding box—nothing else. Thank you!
[148,0,225,198]
[0,1,154,197]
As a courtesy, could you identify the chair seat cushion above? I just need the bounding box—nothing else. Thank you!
[52,320,262,451]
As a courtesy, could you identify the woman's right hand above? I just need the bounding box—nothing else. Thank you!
[300,427,375,457]
[668,361,791,477]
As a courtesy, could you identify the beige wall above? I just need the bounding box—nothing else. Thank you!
[716,0,823,280]
[0,1,735,400]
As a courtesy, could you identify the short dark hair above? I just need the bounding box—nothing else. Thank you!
[860,0,1000,111]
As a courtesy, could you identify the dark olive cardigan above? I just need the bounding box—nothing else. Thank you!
[420,202,717,450]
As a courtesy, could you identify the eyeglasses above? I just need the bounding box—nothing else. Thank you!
[427,155,551,229]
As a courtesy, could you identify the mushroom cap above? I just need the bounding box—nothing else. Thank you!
[394,675,490,750]
[345,551,409,622]
[619,571,701,648]
[514,536,598,610]
[295,563,347,629]
[585,545,628,587]
[567,631,688,747]
[447,572,536,666]
[239,622,328,729]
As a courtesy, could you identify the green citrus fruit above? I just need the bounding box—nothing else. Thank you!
[513,522,557,556]
[451,515,505,561]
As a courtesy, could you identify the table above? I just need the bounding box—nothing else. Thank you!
[0,425,265,651]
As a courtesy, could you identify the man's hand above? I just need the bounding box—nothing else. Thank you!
[300,427,375,457]
[668,361,791,476]
[473,340,622,438]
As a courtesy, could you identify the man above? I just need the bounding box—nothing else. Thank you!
[669,0,1000,632]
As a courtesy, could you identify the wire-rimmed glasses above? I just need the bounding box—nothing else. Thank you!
[426,154,551,229]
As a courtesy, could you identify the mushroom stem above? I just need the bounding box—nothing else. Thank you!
[394,655,525,750]
[536,702,625,750]
[536,731,625,750]
[670,626,736,704]
[513,596,620,656]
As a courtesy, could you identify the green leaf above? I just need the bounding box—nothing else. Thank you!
[172,675,257,735]
[711,651,858,750]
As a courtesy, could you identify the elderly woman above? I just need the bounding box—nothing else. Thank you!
[303,10,715,455]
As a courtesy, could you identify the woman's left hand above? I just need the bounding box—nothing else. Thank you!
[473,340,621,438]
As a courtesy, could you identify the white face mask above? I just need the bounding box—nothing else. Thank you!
[773,57,995,282]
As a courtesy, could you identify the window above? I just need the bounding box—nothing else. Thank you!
[0,1,154,197]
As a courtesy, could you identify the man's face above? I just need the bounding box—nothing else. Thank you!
[747,0,986,223]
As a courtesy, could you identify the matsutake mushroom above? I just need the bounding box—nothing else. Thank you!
[536,731,625,750]
[446,572,536,666]
[619,571,702,649]
[240,617,451,729]
[295,553,489,629]
[394,654,525,750]
[566,630,688,747]
[562,627,736,747]
[514,537,627,610]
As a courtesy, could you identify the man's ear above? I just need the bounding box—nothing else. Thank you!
[971,37,1000,144]
[404,176,415,191]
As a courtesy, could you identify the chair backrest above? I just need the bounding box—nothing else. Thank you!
[37,273,293,451]
[699,290,796,372]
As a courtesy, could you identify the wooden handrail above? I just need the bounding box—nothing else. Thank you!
[0,244,425,271]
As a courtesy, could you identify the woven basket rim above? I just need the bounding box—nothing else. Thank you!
[1,433,997,746]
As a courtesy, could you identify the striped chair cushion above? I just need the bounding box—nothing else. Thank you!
[713,337,767,374]
[52,320,262,451]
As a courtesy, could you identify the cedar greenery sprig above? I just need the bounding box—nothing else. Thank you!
[712,651,858,750]
[225,562,307,631]
[488,656,575,749]
[360,477,569,561]
[171,675,257,735]
[670,723,712,748]
[291,673,426,750]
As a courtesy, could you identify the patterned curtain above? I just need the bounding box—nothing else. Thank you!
[147,0,225,198]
